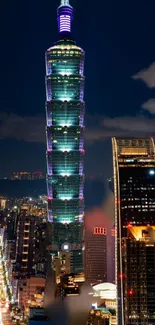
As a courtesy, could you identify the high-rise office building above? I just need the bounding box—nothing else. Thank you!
[85,224,115,285]
[112,138,155,325]
[15,208,47,277]
[85,201,115,285]
[85,224,107,284]
[124,225,155,325]
[45,0,85,273]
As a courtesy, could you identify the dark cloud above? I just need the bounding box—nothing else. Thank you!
[103,116,155,132]
[0,113,45,143]
[85,127,125,142]
[0,113,154,146]
[142,98,155,115]
[86,116,155,143]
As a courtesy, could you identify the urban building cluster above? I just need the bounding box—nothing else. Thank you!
[0,199,49,324]
[11,171,45,180]
[0,1,155,325]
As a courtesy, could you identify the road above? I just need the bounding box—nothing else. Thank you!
[2,313,12,325]
[0,308,12,325]
[0,259,12,325]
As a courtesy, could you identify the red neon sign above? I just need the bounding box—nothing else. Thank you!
[93,227,107,235]
[111,228,116,236]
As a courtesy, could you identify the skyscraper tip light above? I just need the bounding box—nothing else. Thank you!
[57,0,73,34]
[60,0,70,6]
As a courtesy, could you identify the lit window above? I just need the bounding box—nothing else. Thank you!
[93,227,107,235]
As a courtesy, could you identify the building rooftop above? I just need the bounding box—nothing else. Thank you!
[92,282,116,300]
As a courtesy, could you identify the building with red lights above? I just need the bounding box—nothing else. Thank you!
[31,171,44,180]
[84,203,115,285]
[85,225,107,284]
[112,138,155,325]
[124,226,155,325]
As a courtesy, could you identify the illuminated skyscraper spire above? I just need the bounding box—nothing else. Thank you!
[45,0,85,274]
[57,0,73,34]
[61,0,70,5]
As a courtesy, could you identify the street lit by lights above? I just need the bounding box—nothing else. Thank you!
[0,253,11,324]
[0,312,4,325]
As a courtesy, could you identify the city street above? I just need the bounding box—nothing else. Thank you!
[0,258,12,325]
[2,314,12,325]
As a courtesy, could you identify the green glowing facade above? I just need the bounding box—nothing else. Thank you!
[45,0,85,273]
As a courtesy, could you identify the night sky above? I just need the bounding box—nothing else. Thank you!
[0,0,155,178]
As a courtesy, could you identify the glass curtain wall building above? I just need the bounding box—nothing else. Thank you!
[45,0,85,273]
[124,226,155,325]
[112,138,155,325]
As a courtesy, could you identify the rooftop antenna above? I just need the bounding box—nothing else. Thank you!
[61,0,70,5]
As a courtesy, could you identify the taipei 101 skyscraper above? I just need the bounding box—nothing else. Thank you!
[45,0,85,273]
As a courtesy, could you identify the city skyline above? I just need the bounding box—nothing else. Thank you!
[1,0,155,324]
[0,0,155,178]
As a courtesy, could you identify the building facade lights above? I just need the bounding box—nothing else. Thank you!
[45,0,85,273]
[112,137,155,325]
